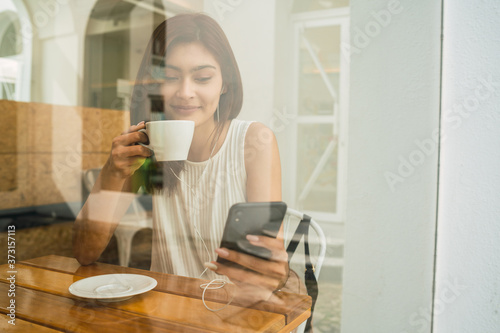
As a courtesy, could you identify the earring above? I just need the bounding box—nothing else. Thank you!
[216,104,220,122]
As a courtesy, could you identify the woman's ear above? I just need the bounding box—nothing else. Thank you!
[220,84,227,95]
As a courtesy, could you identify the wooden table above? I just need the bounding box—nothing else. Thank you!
[0,255,311,332]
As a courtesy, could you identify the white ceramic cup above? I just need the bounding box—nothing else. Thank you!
[138,120,195,161]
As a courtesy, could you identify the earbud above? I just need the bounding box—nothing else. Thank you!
[220,84,226,95]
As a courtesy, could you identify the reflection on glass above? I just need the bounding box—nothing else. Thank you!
[297,124,338,213]
[299,25,341,116]
[83,0,167,111]
[0,1,26,101]
[286,7,349,332]
[292,0,350,13]
[0,1,349,332]
[294,19,345,220]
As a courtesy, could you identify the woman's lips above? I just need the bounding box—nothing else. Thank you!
[170,105,201,115]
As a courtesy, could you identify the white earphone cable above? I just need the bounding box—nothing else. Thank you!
[169,111,232,311]
[200,279,233,312]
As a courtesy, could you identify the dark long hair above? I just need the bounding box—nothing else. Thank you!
[130,13,243,195]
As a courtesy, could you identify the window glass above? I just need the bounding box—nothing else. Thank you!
[0,1,346,332]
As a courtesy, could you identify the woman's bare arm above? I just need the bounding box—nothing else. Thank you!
[244,122,282,202]
[73,122,151,265]
[208,122,288,301]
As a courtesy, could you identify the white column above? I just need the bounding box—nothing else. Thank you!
[434,1,500,332]
[342,1,442,332]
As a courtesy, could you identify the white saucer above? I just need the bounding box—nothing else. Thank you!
[69,274,157,302]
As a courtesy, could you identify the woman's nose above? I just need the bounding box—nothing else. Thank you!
[176,79,195,99]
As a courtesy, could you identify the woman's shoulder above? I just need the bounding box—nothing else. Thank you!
[226,119,278,161]
[227,119,273,146]
[244,121,276,147]
[243,121,279,168]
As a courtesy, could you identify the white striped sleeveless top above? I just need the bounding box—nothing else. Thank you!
[150,119,253,280]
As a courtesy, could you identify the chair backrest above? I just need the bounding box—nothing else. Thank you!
[283,208,326,278]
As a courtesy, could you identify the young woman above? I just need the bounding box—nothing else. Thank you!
[74,13,302,302]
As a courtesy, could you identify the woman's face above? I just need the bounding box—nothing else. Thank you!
[161,41,224,128]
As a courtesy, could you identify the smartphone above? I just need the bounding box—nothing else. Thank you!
[216,201,287,265]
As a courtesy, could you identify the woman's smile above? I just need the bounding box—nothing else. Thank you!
[170,104,202,116]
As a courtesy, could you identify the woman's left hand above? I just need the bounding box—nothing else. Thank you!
[207,234,289,303]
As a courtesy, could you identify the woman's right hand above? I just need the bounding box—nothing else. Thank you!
[105,121,152,179]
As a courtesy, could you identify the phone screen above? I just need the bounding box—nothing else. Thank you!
[217,202,287,264]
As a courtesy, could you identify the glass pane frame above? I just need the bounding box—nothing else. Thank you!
[290,9,350,223]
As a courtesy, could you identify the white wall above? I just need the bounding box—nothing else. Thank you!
[25,0,96,106]
[40,34,78,105]
[434,1,500,332]
[341,1,442,332]
[203,0,276,125]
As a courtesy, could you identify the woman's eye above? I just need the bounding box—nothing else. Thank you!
[195,77,212,83]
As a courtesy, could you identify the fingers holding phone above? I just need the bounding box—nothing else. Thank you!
[204,202,290,301]
[215,241,287,276]
[245,234,288,263]
[206,244,289,302]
